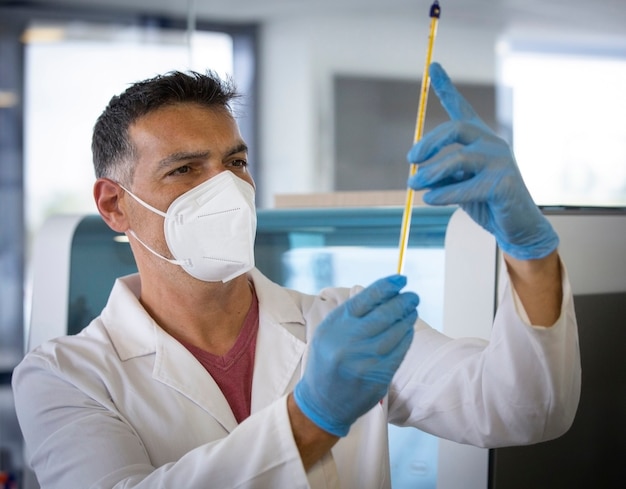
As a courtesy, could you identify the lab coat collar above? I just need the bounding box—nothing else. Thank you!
[101,275,239,430]
[100,270,307,429]
[100,273,156,361]
[101,271,307,358]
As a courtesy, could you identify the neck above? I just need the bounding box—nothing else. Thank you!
[139,268,254,356]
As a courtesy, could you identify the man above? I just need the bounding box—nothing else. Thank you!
[13,63,581,488]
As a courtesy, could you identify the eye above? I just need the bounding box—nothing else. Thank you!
[169,165,191,176]
[230,159,248,168]
[226,159,249,171]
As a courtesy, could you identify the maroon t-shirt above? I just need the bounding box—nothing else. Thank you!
[181,286,259,423]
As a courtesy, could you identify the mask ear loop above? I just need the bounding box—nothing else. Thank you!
[118,184,192,268]
[126,229,191,268]
[118,184,168,218]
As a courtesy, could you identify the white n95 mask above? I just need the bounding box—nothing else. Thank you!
[121,171,256,283]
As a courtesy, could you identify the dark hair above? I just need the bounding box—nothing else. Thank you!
[91,70,239,184]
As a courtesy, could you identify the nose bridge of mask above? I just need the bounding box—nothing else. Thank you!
[191,171,254,209]
[119,172,254,221]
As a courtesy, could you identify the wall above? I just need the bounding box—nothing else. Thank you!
[257,13,498,208]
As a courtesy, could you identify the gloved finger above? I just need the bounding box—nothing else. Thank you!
[383,321,415,368]
[346,292,419,351]
[344,327,416,386]
[407,120,485,164]
[346,274,407,318]
[408,145,489,191]
[368,309,417,357]
[421,177,489,206]
[358,292,419,337]
[429,62,488,129]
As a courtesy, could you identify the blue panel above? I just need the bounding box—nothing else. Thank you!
[68,216,137,335]
[68,207,454,335]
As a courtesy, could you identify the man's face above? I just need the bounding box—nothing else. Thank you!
[123,102,254,261]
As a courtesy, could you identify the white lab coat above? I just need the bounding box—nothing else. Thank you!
[13,267,581,489]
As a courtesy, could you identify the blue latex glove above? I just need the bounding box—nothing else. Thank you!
[407,62,559,260]
[293,275,418,437]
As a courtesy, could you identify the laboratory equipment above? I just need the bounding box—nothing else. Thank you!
[397,0,441,274]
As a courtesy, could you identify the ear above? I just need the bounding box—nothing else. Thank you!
[93,178,129,233]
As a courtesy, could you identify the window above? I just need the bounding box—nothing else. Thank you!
[497,39,626,208]
[24,21,237,234]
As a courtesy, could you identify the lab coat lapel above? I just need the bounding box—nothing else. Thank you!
[251,315,305,413]
[152,326,238,432]
[105,275,238,433]
[249,269,307,413]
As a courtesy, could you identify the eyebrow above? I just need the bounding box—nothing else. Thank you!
[227,142,249,157]
[156,142,249,170]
